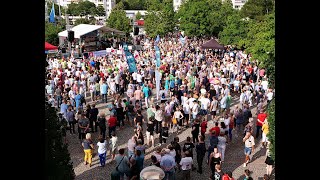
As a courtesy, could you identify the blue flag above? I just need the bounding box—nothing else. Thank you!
[155,34,160,45]
[124,50,137,73]
[123,42,128,51]
[49,4,55,23]
[155,45,161,67]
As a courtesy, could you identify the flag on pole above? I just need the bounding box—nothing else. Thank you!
[123,42,129,51]
[124,51,138,73]
[49,4,55,23]
[155,45,161,67]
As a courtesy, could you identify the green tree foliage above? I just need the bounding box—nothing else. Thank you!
[107,4,132,34]
[45,22,64,46]
[144,0,175,37]
[45,102,75,179]
[218,11,248,48]
[123,0,146,10]
[244,13,275,87]
[267,99,275,162]
[74,18,95,26]
[136,11,142,20]
[177,0,223,37]
[96,5,106,16]
[240,0,274,20]
[66,1,103,16]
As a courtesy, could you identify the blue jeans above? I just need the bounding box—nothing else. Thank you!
[164,169,175,180]
[56,95,62,108]
[98,152,106,166]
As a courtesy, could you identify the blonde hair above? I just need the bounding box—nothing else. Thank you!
[86,133,91,139]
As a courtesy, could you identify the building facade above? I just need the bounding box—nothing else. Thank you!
[173,0,185,12]
[104,0,116,18]
[231,0,248,9]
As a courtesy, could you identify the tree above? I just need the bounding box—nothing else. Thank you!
[243,13,275,87]
[66,0,99,16]
[267,99,275,162]
[240,0,274,20]
[66,2,80,16]
[124,0,146,10]
[45,22,64,46]
[136,11,142,20]
[177,0,218,37]
[45,102,75,179]
[74,18,95,26]
[144,0,164,37]
[218,11,248,48]
[107,4,132,34]
[96,5,106,16]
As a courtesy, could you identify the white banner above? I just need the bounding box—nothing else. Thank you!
[128,45,132,50]
[106,48,111,53]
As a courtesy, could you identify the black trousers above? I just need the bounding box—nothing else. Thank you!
[108,126,116,138]
[100,126,106,139]
[155,120,162,134]
[68,121,75,134]
[89,120,99,132]
[197,154,205,173]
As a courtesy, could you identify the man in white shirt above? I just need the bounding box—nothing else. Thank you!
[198,95,211,121]
[179,151,193,180]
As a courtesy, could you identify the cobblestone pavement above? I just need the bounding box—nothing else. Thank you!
[66,91,275,180]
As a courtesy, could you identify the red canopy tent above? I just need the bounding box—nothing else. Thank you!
[45,42,58,50]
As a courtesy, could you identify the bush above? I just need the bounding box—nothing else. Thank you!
[267,99,275,162]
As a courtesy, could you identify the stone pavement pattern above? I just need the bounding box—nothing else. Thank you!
[66,91,275,180]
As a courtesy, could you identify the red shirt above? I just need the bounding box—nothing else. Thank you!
[108,116,117,127]
[257,113,267,126]
[200,121,207,134]
[210,126,220,137]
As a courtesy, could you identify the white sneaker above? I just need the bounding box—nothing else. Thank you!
[243,163,247,167]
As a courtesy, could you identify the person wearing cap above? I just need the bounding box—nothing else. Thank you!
[160,148,176,180]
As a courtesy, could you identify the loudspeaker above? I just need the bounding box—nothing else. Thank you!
[68,31,74,42]
[133,27,139,35]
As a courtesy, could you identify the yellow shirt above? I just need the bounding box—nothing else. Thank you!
[262,123,269,135]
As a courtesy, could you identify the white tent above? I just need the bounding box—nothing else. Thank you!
[58,24,125,39]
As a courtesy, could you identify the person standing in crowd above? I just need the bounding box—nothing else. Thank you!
[108,112,117,138]
[217,131,227,163]
[127,136,136,158]
[191,119,200,143]
[97,135,107,167]
[265,141,274,177]
[66,106,76,134]
[261,120,269,148]
[114,148,130,179]
[78,113,90,141]
[100,80,108,103]
[82,133,94,167]
[97,112,107,139]
[89,103,99,133]
[209,147,221,176]
[243,169,253,180]
[180,151,193,180]
[146,117,155,147]
[256,109,267,139]
[196,135,206,174]
[243,132,255,167]
[110,132,118,161]
[160,149,176,180]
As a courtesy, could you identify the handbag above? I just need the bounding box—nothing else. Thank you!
[172,116,177,124]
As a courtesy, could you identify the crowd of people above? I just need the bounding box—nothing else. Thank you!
[45,34,274,180]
